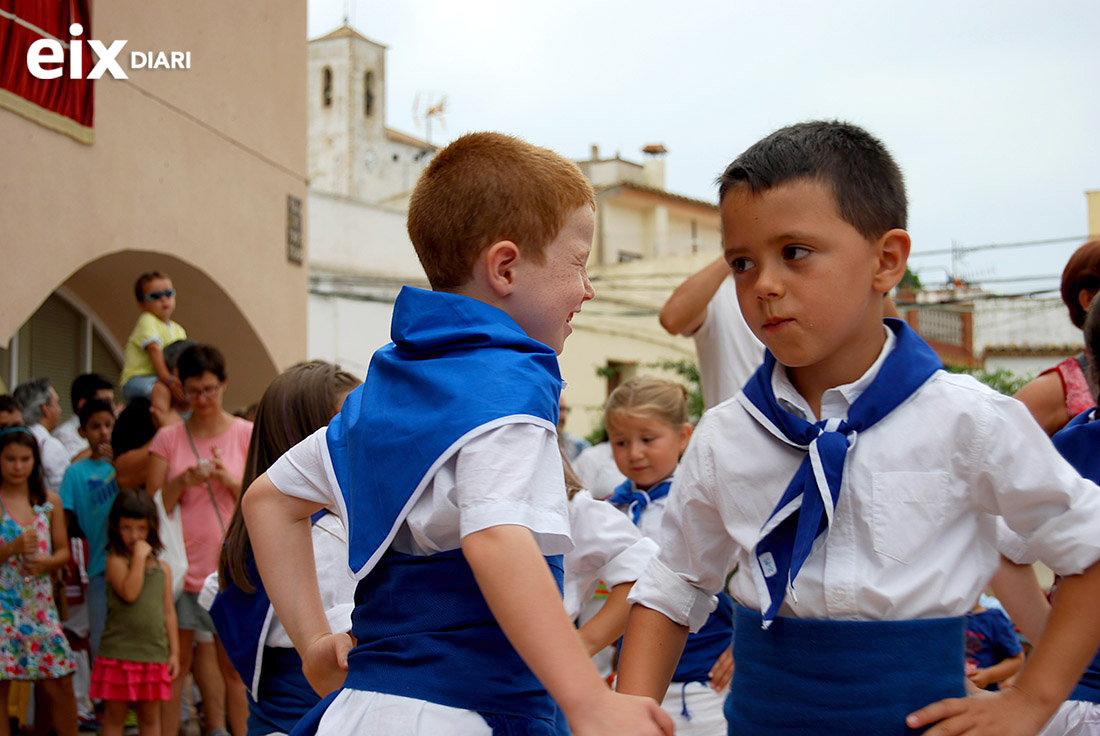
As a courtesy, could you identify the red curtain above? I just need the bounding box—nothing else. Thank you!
[0,0,94,142]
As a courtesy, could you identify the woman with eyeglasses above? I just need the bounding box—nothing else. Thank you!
[146,343,253,736]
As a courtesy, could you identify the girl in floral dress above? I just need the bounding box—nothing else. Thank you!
[0,426,78,736]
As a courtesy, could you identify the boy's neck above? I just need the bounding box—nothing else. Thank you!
[785,322,889,419]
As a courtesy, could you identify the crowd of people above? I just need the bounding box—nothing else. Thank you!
[2,120,1100,736]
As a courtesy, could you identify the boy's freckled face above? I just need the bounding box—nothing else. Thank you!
[141,277,176,321]
[722,179,887,385]
[511,206,596,354]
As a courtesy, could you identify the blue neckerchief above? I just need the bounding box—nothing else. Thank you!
[738,319,942,626]
[210,510,330,698]
[608,477,673,525]
[326,287,562,576]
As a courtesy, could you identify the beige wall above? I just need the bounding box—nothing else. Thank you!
[1089,190,1100,238]
[0,0,308,403]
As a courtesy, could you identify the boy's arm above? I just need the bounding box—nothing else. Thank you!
[145,341,183,402]
[615,603,690,702]
[462,524,673,736]
[990,556,1050,644]
[908,559,1100,735]
[659,256,729,336]
[243,473,349,696]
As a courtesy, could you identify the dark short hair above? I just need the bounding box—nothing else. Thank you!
[717,120,907,240]
[1061,241,1100,329]
[163,339,197,371]
[177,343,226,383]
[111,397,157,460]
[134,270,169,302]
[70,373,113,410]
[78,398,115,429]
[106,488,162,557]
[0,394,22,419]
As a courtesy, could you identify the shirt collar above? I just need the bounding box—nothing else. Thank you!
[770,324,897,422]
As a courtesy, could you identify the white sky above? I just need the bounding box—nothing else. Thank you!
[309,0,1100,297]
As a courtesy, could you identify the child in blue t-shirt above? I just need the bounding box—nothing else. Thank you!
[965,598,1024,691]
[59,398,120,657]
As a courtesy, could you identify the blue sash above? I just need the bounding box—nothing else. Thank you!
[726,607,966,735]
[326,286,562,577]
[1053,408,1100,705]
[739,319,942,625]
[291,550,566,736]
[246,647,318,736]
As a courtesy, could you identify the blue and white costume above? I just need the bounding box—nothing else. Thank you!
[200,511,355,736]
[611,477,732,735]
[629,321,1100,735]
[267,287,573,736]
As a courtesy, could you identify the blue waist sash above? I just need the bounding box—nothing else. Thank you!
[246,647,318,736]
[1070,649,1100,704]
[673,591,734,683]
[292,549,565,736]
[725,606,966,735]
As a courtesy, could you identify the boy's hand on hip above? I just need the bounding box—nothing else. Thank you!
[906,686,1050,736]
[568,691,675,736]
[302,632,352,698]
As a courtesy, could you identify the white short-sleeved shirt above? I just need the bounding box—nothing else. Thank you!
[30,422,70,492]
[265,421,573,736]
[563,491,657,620]
[692,279,764,410]
[630,334,1100,632]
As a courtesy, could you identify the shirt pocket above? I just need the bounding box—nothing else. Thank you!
[871,471,949,564]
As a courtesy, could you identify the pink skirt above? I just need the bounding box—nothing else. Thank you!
[89,657,171,702]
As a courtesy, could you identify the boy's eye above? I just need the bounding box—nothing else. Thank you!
[783,245,810,261]
[730,257,755,273]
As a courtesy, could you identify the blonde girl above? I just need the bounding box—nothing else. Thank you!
[604,376,732,736]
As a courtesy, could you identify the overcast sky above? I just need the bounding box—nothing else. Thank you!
[309,0,1099,297]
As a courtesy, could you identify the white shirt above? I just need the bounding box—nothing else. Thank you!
[53,416,88,460]
[267,422,572,564]
[30,422,71,491]
[563,491,657,619]
[572,442,626,500]
[693,279,764,410]
[630,332,1100,631]
[266,421,573,736]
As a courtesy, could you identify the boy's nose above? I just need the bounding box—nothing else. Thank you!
[754,262,784,300]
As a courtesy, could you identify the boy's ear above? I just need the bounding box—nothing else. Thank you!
[78,426,87,439]
[482,240,522,298]
[872,228,911,294]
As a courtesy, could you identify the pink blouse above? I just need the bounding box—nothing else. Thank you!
[149,417,252,593]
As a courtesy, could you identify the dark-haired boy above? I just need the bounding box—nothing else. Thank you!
[617,121,1100,735]
[54,373,115,461]
[119,270,187,403]
[59,398,120,657]
[245,132,672,735]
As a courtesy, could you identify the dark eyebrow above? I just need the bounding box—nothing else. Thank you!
[769,231,815,244]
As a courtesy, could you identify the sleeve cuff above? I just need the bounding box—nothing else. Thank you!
[627,556,717,632]
[598,537,659,589]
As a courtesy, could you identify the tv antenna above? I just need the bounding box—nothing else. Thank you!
[412,92,447,146]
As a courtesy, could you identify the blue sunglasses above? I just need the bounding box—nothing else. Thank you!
[144,289,176,301]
